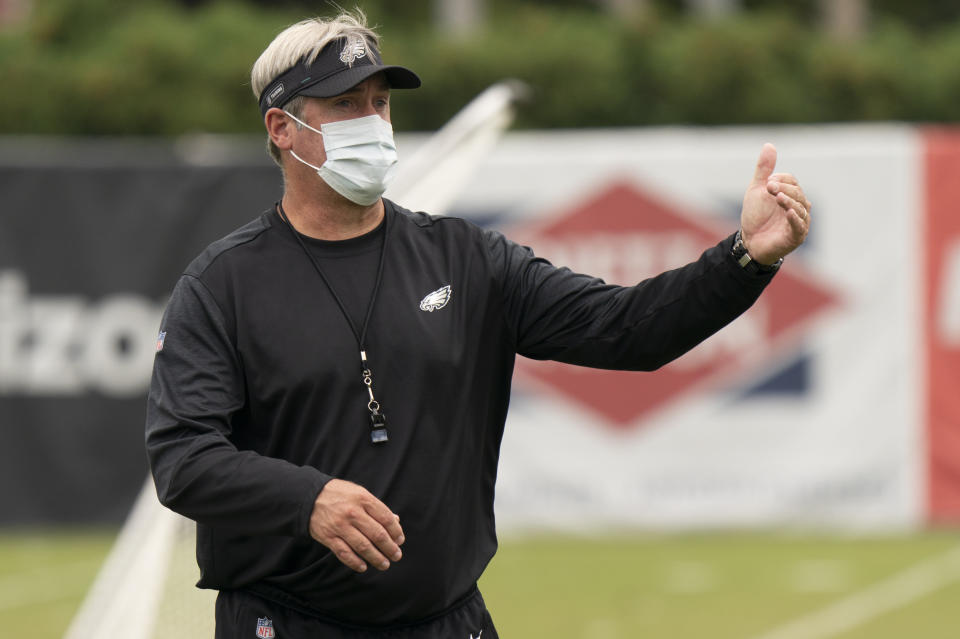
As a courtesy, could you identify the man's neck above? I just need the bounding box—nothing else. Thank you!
[280,185,384,241]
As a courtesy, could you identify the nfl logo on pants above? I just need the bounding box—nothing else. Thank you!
[256,617,275,638]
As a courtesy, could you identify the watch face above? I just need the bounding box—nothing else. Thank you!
[761,258,783,273]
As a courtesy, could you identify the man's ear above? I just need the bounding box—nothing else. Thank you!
[265,108,294,151]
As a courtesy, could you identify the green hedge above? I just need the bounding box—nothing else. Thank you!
[2,1,960,135]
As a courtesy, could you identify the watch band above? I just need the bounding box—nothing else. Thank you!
[731,230,782,274]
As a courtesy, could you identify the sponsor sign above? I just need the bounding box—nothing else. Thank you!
[451,126,927,530]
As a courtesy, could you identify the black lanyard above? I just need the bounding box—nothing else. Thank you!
[276,202,391,445]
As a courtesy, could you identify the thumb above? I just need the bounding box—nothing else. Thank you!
[751,142,777,185]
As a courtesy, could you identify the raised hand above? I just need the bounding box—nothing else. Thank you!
[740,143,811,265]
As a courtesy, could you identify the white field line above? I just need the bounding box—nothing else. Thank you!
[0,559,100,612]
[749,544,960,639]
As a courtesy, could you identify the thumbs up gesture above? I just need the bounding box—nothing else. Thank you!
[739,143,811,265]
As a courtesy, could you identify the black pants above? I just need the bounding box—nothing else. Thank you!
[215,588,499,639]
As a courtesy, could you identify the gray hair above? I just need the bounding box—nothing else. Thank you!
[251,9,380,165]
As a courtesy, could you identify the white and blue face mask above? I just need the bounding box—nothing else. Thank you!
[284,111,399,206]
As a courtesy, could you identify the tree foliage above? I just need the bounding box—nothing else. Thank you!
[2,0,959,135]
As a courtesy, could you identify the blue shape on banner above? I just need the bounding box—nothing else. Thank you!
[742,354,811,397]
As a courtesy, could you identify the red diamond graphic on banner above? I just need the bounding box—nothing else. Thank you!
[510,181,840,427]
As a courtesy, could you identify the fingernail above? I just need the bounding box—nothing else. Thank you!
[397,534,405,545]
[393,550,402,561]
[380,561,390,570]
[358,563,367,573]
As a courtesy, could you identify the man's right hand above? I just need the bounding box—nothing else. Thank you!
[309,479,405,573]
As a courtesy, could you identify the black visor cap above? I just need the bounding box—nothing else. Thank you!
[258,36,420,117]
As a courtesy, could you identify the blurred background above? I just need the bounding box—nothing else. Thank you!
[1,0,959,637]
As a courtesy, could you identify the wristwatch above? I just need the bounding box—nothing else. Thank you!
[731,230,782,275]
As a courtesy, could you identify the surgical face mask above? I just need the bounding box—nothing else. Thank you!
[284,111,398,206]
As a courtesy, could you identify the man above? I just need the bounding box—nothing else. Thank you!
[145,10,811,639]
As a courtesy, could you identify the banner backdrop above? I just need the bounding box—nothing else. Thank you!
[0,149,281,524]
[0,127,956,529]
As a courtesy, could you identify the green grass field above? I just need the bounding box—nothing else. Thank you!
[2,530,958,638]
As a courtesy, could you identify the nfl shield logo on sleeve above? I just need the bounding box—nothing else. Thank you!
[255,617,275,638]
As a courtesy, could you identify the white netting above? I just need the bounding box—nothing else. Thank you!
[64,480,215,639]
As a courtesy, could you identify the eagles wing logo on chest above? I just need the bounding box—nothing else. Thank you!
[419,285,452,312]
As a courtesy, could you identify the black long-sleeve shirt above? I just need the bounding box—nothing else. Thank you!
[145,199,773,626]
